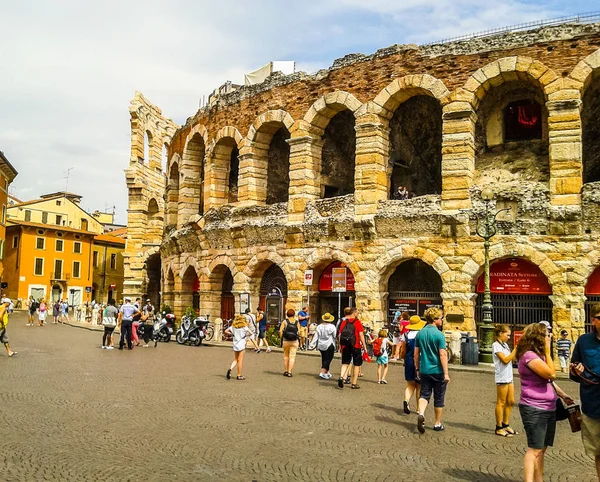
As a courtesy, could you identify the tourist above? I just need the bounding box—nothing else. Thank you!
[374,329,390,384]
[38,298,47,326]
[556,329,572,373]
[517,322,573,482]
[256,308,271,353]
[570,303,600,479]
[27,295,36,326]
[298,306,310,350]
[225,314,251,380]
[492,324,517,437]
[141,299,155,347]
[392,311,410,360]
[314,312,337,379]
[279,308,299,377]
[337,306,367,389]
[60,299,67,322]
[414,307,449,433]
[131,298,142,346]
[52,300,60,324]
[243,308,261,353]
[400,315,425,414]
[0,298,17,357]
[118,297,139,350]
[101,299,118,350]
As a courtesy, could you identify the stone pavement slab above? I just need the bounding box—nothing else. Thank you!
[0,312,593,481]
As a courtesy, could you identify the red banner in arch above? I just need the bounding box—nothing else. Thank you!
[586,266,600,295]
[476,258,551,295]
[319,261,355,292]
[193,277,200,292]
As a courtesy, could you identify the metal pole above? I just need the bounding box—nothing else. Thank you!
[478,199,495,363]
[338,292,341,322]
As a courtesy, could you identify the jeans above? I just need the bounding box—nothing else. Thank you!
[120,320,133,349]
[320,345,335,371]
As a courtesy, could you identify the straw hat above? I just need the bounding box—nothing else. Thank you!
[408,315,426,331]
[321,312,335,322]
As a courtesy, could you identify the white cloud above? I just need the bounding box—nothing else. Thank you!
[0,0,581,223]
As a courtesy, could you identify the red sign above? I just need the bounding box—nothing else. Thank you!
[513,330,524,346]
[476,258,551,295]
[109,283,116,289]
[586,266,600,295]
[319,261,355,291]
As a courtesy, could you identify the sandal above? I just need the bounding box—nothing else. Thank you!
[495,428,513,437]
[236,376,245,380]
[351,384,360,389]
[503,426,518,435]
[226,369,232,380]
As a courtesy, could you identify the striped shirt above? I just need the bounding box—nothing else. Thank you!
[556,338,572,356]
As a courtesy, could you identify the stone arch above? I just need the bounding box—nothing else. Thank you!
[246,110,295,205]
[180,264,200,312]
[569,48,600,93]
[244,251,289,282]
[145,197,162,244]
[207,255,241,285]
[460,243,567,295]
[166,158,179,228]
[575,249,600,295]
[180,126,207,221]
[576,50,600,186]
[303,91,362,131]
[162,267,176,312]
[144,130,153,165]
[461,57,559,110]
[303,248,360,288]
[210,126,244,206]
[365,74,450,119]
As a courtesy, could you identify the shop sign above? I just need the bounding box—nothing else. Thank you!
[318,261,355,291]
[388,299,418,320]
[303,270,313,286]
[476,258,551,295]
[513,330,524,346]
[417,299,443,316]
[586,266,600,295]
[331,268,347,292]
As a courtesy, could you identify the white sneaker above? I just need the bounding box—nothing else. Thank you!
[326,373,333,379]
[106,346,114,350]
[266,348,272,353]
[319,373,328,379]
[101,346,106,349]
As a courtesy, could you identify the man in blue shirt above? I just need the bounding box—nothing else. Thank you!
[118,297,139,350]
[414,307,449,434]
[570,303,600,478]
[298,306,309,351]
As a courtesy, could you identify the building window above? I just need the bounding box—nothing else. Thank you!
[56,200,62,206]
[93,250,99,268]
[54,259,63,279]
[81,219,88,231]
[34,258,44,276]
[72,261,81,278]
[56,214,62,226]
[73,241,82,254]
[42,211,48,224]
[36,237,45,250]
[12,236,18,248]
[110,253,117,270]
[24,210,31,222]
[504,100,542,142]
[1,204,5,224]
[56,239,64,252]
[57,232,63,237]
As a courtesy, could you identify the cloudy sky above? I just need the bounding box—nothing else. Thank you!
[1,0,593,223]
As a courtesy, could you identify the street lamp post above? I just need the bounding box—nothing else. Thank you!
[475,188,511,363]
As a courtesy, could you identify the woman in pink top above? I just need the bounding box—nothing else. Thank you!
[516,323,573,482]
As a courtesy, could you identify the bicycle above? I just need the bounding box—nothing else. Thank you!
[221,318,233,342]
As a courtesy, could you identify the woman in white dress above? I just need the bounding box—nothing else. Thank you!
[225,314,251,380]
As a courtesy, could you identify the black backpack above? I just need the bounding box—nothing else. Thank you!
[282,319,299,341]
[340,319,356,347]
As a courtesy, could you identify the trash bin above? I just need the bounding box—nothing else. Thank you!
[461,334,479,365]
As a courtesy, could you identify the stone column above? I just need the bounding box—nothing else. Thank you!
[238,143,268,205]
[441,102,477,211]
[354,115,389,217]
[441,292,477,333]
[177,162,203,228]
[546,95,583,235]
[286,290,304,312]
[287,124,322,222]
[550,293,585,363]
[206,147,232,210]
[171,289,185,319]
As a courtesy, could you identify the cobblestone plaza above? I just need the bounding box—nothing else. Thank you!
[0,312,594,481]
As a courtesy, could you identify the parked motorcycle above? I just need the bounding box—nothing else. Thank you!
[149,312,174,343]
[176,314,211,346]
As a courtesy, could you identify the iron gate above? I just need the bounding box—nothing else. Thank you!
[475,294,553,347]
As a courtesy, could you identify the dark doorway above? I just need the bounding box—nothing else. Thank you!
[221,269,235,321]
[259,265,288,324]
[267,127,290,204]
[321,110,356,198]
[146,253,161,309]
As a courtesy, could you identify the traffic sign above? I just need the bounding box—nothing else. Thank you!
[303,270,313,286]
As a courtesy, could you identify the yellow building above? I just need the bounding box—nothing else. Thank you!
[92,233,126,304]
[4,220,94,305]
[0,151,18,288]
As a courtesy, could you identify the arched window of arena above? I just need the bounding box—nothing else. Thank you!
[213,137,239,204]
[503,100,542,142]
[182,133,206,215]
[582,76,600,184]
[321,110,356,199]
[144,130,153,164]
[166,162,179,227]
[266,127,290,204]
[388,96,442,199]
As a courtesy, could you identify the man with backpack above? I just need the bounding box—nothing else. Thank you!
[337,307,367,389]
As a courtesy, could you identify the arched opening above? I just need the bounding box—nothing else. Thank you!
[162,143,169,173]
[166,162,179,228]
[182,133,206,216]
[51,283,63,302]
[386,259,443,323]
[389,96,442,199]
[221,268,235,321]
[585,266,600,333]
[582,76,600,184]
[164,269,175,312]
[318,261,355,322]
[144,130,152,164]
[259,264,288,325]
[145,253,161,309]
[321,110,356,198]
[146,198,161,244]
[181,266,200,313]
[213,137,239,204]
[267,127,290,204]
[474,81,549,193]
[475,258,552,346]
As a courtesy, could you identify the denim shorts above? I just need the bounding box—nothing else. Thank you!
[519,404,556,449]
[419,373,447,408]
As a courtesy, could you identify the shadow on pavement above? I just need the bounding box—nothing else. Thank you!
[371,403,404,416]
[374,415,416,431]
[441,468,520,482]
[444,420,489,434]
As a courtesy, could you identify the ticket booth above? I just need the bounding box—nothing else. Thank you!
[318,262,355,322]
